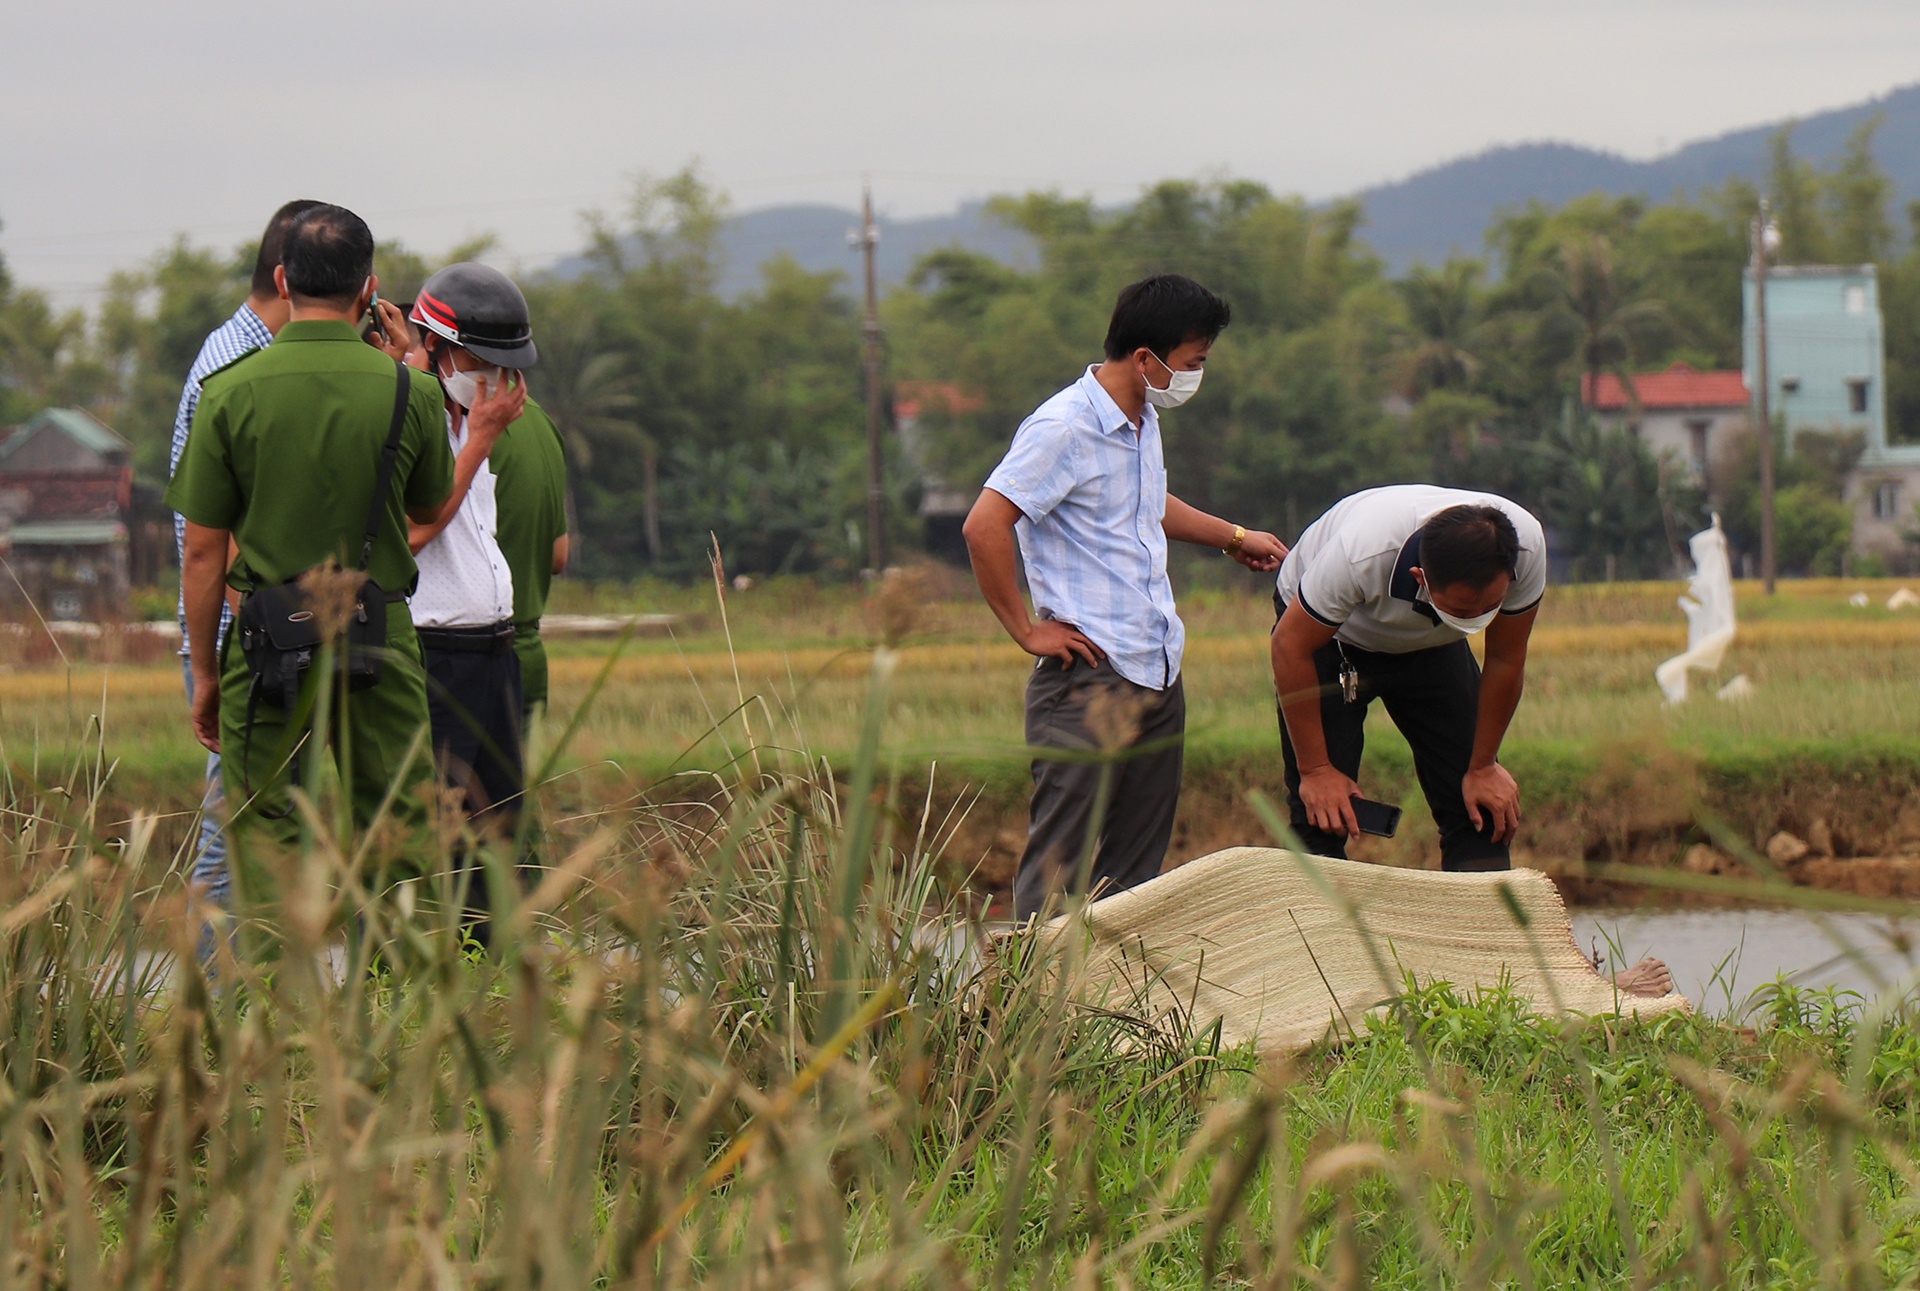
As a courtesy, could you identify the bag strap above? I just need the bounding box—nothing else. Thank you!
[358,359,412,572]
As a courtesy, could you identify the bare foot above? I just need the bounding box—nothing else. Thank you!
[1612,956,1673,998]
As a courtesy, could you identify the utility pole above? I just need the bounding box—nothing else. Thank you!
[854,185,887,573]
[1751,199,1777,594]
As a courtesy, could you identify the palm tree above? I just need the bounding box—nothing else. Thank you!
[530,307,649,560]
[1534,407,1684,581]
[1393,259,1485,398]
[1540,233,1667,413]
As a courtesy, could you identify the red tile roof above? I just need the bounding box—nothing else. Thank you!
[895,380,983,420]
[1582,362,1748,411]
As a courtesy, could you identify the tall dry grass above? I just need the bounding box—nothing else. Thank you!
[4,579,1920,1285]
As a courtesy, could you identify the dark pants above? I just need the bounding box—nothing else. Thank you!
[1013,660,1186,922]
[1277,634,1509,871]
[422,625,526,939]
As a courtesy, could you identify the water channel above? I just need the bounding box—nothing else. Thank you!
[134,908,1920,1022]
[1571,907,1920,1017]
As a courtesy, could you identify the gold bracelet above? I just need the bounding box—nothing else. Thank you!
[1224,524,1246,556]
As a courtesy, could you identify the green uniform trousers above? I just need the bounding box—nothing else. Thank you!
[220,613,433,869]
[513,621,548,718]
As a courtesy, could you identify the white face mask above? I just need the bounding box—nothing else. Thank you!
[1431,603,1500,635]
[1143,352,1204,408]
[439,357,502,410]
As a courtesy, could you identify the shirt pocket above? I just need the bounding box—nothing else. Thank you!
[1139,442,1167,522]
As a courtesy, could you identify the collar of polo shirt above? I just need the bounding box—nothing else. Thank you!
[1387,533,1442,624]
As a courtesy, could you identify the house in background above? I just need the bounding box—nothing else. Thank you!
[1582,362,1749,506]
[1740,263,1920,563]
[894,380,983,563]
[0,409,136,620]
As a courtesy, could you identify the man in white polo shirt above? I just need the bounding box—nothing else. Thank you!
[1271,485,1545,868]
[964,274,1286,922]
[406,264,534,872]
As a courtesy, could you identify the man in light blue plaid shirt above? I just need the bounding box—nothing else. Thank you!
[964,275,1288,921]
[169,200,318,916]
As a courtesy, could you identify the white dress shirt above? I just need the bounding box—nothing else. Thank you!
[410,414,515,628]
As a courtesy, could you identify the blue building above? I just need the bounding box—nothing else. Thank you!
[1744,264,1920,565]
[1743,264,1885,448]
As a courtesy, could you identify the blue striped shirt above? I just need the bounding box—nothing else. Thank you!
[984,366,1183,690]
[171,303,272,655]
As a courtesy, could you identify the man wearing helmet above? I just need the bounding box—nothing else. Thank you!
[405,265,535,871]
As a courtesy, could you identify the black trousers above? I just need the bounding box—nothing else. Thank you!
[423,633,526,822]
[422,629,526,939]
[1277,633,1509,871]
[1013,659,1185,922]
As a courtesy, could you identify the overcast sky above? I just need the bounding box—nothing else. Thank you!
[6,0,1919,308]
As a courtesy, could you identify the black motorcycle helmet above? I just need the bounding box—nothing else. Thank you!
[410,262,538,369]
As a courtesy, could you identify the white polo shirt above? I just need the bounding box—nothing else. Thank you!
[411,413,515,629]
[1275,485,1546,654]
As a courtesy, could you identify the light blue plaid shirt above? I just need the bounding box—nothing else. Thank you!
[984,366,1184,690]
[171,302,272,656]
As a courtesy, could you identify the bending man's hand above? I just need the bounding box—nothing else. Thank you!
[1020,620,1105,670]
[1297,765,1360,839]
[1232,530,1287,573]
[1463,762,1521,843]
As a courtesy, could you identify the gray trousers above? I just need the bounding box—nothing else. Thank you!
[1012,659,1186,922]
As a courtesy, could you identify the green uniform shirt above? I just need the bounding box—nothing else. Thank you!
[165,320,454,595]
[489,398,568,625]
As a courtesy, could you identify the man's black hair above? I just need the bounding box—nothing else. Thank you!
[249,199,323,298]
[280,204,375,303]
[1102,274,1231,361]
[1417,504,1521,591]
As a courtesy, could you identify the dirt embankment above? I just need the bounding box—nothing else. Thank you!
[57,743,1920,912]
[925,747,1920,910]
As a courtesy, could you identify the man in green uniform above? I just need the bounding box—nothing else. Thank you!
[490,401,568,722]
[168,203,455,867]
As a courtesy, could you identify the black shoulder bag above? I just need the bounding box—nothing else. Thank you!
[236,358,412,716]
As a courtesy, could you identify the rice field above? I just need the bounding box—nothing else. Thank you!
[4,576,1917,820]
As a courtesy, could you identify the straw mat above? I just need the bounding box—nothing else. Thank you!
[1038,847,1690,1053]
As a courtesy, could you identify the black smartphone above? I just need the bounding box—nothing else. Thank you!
[1351,795,1402,838]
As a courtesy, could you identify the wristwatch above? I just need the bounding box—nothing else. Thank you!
[1224,524,1246,557]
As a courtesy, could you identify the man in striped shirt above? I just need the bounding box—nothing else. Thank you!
[168,200,318,917]
[964,275,1287,921]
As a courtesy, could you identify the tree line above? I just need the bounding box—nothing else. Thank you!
[4,123,1918,583]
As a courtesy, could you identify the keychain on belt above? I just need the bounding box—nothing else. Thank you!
[1336,642,1360,705]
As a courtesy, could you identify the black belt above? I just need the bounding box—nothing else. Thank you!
[417,621,517,654]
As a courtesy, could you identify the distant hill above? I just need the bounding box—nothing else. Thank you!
[549,83,1920,292]
[548,200,1037,298]
[1356,82,1920,269]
